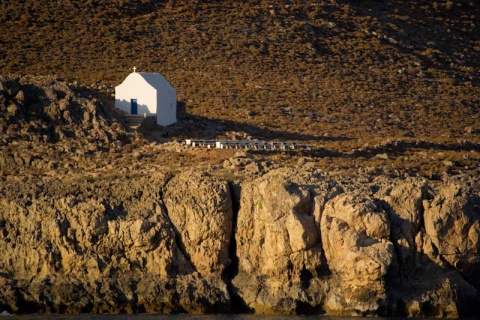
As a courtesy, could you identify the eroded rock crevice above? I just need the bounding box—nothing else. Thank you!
[158,191,197,275]
[223,181,251,313]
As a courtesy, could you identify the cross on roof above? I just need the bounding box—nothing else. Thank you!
[133,66,137,73]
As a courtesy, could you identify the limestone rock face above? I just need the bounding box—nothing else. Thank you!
[232,168,338,314]
[379,178,480,318]
[232,170,480,317]
[424,182,480,289]
[379,178,428,275]
[1,167,480,317]
[0,172,230,313]
[163,170,233,277]
[321,192,395,315]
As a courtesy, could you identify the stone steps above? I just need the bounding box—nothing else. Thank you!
[123,115,145,132]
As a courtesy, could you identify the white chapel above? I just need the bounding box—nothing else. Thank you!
[115,68,177,126]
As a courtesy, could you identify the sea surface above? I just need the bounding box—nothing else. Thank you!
[0,314,451,320]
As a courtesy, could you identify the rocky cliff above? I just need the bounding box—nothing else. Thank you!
[1,167,479,317]
[1,75,480,317]
[231,168,480,317]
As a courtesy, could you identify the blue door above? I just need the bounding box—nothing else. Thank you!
[131,99,138,114]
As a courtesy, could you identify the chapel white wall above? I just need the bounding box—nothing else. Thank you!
[115,74,157,115]
[156,87,177,126]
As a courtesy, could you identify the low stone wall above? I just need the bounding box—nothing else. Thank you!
[185,139,310,150]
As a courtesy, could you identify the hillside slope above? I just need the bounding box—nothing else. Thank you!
[1,0,479,146]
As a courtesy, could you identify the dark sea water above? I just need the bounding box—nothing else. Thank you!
[1,314,443,320]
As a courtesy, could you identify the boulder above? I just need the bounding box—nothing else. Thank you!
[321,191,395,315]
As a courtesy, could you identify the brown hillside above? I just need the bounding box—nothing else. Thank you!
[1,0,479,177]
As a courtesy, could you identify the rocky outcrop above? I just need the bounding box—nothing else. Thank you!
[1,165,480,317]
[424,182,480,291]
[1,80,480,320]
[232,168,336,314]
[321,192,395,315]
[0,76,122,143]
[0,172,231,314]
[230,170,480,317]
[163,170,233,277]
[0,76,129,174]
